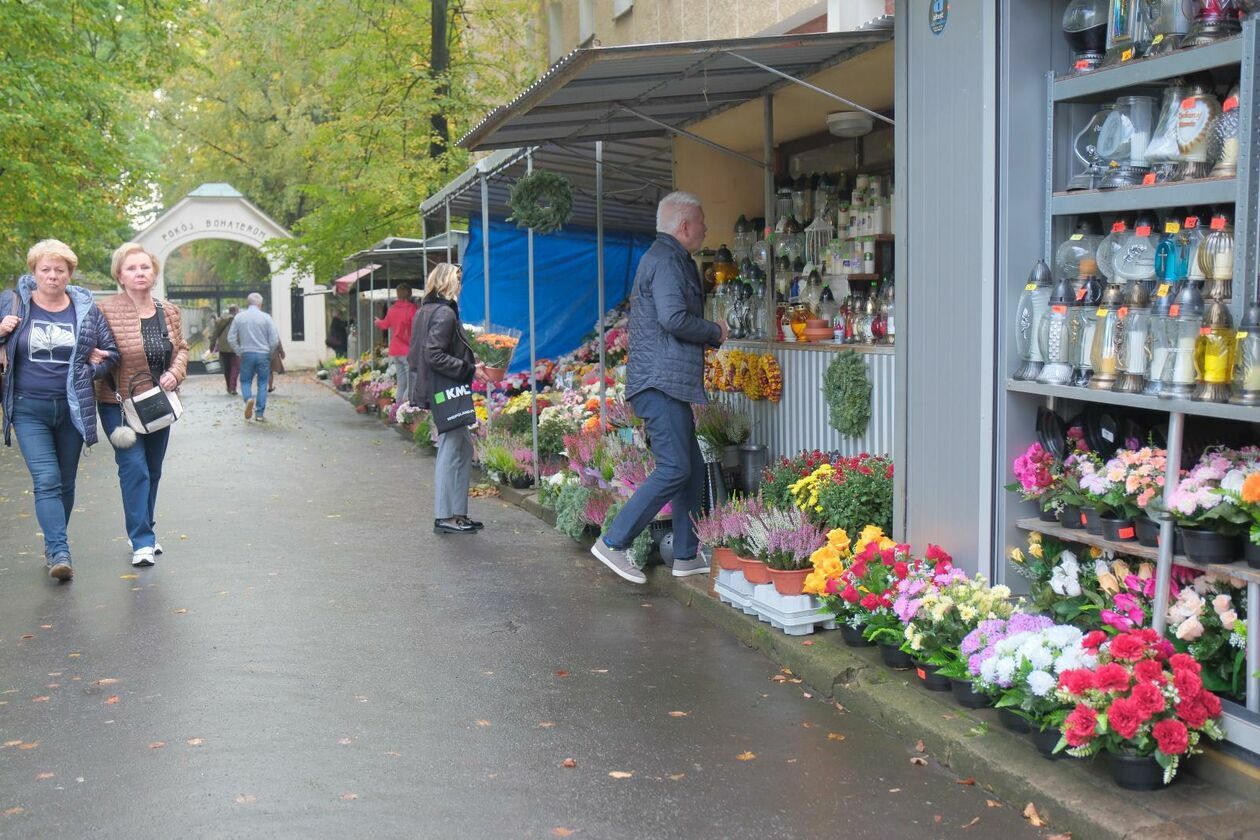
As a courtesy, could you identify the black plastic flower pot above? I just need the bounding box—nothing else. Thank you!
[1108,752,1169,791]
[912,661,952,692]
[950,679,990,709]
[1155,527,1185,555]
[1247,540,1260,570]
[1030,726,1065,760]
[878,642,913,670]
[839,623,873,648]
[1059,503,1085,530]
[1179,526,1242,565]
[1134,516,1160,548]
[1099,515,1136,543]
[1039,506,1059,523]
[1080,506,1104,535]
[997,707,1030,733]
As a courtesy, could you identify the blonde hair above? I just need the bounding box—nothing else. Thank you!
[423,263,462,300]
[27,239,79,274]
[110,242,161,281]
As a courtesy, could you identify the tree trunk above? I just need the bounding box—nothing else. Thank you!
[430,0,449,160]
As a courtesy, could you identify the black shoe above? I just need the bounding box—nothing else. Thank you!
[434,518,476,535]
[456,516,484,531]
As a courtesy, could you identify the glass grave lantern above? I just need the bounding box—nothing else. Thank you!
[1183,209,1208,287]
[1161,281,1205,398]
[1180,0,1243,47]
[710,244,738,287]
[1103,0,1142,67]
[1014,259,1054,380]
[1112,213,1159,293]
[1055,217,1104,280]
[1144,81,1192,181]
[732,215,756,264]
[1144,278,1182,395]
[1088,280,1126,390]
[1037,271,1078,385]
[791,175,814,225]
[1144,0,1195,54]
[1176,83,1223,180]
[775,177,793,223]
[1154,211,1189,285]
[1230,302,1260,405]
[780,216,805,263]
[1095,214,1134,280]
[1067,106,1116,190]
[1193,296,1236,402]
[1198,209,1235,300]
[1115,281,1152,393]
[1097,95,1155,187]
[1070,260,1106,386]
[1208,84,1242,178]
[1064,0,1110,72]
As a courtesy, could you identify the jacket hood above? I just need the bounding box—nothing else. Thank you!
[17,274,96,309]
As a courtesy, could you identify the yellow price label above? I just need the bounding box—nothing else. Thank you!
[1024,283,1037,291]
[1157,283,1171,296]
[1164,222,1180,233]
[1096,307,1108,317]
[1238,331,1250,339]
[1121,48,1134,62]
[1152,34,1165,45]
[1070,234,1084,241]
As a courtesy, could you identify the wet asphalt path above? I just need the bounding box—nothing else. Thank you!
[0,375,1046,839]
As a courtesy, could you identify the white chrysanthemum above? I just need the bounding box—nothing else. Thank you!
[1053,651,1079,674]
[995,656,1017,685]
[1027,670,1057,697]
[1064,577,1082,597]
[979,657,999,684]
[1223,468,1246,493]
[1024,645,1054,671]
[1059,551,1079,576]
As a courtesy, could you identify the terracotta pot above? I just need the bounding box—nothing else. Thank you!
[768,567,811,596]
[354,404,368,414]
[912,660,952,692]
[1180,527,1242,564]
[376,397,393,411]
[1099,515,1136,542]
[737,556,772,585]
[805,318,829,330]
[1059,504,1085,530]
[712,546,742,572]
[483,366,507,382]
[1108,751,1170,790]
[839,623,873,647]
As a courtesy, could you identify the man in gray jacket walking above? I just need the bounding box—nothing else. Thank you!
[227,292,281,422]
[591,192,727,584]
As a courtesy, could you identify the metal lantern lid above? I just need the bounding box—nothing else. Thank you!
[715,244,735,264]
[1062,0,1108,50]
[1099,282,1125,308]
[1241,301,1260,331]
[1049,274,1075,306]
[1030,259,1052,287]
[1203,297,1235,329]
[1172,280,1205,318]
[1151,280,1180,316]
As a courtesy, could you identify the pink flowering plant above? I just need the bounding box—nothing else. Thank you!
[1153,450,1250,535]
[1097,447,1168,520]
[743,504,825,571]
[1166,575,1248,699]
[1005,442,1058,513]
[692,499,752,556]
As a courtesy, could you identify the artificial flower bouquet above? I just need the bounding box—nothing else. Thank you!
[1166,575,1248,699]
[802,526,854,598]
[1214,468,1260,550]
[743,504,824,571]
[693,499,753,562]
[1105,447,1169,521]
[1008,532,1107,627]
[1005,442,1057,513]
[813,526,899,633]
[1153,449,1251,536]
[465,324,522,376]
[975,620,1097,733]
[895,549,1015,668]
[1056,629,1224,784]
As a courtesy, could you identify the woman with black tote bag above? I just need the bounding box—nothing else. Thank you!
[407,263,488,535]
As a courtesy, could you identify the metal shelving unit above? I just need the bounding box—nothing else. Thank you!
[1009,19,1260,752]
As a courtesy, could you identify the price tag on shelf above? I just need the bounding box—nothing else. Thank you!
[1121,48,1134,62]
[1070,234,1084,241]
[1076,287,1088,301]
[1136,225,1152,237]
[1164,222,1180,234]
[1152,34,1164,46]
[1025,283,1038,291]
[1118,306,1129,319]
[1157,283,1171,297]
[1142,172,1157,185]
[1211,216,1227,230]
[1224,95,1240,112]
[1170,304,1181,317]
[1238,331,1250,339]
[1185,216,1200,229]
[1111,221,1127,233]
[1096,307,1108,317]
[1201,326,1213,336]
[1074,59,1091,70]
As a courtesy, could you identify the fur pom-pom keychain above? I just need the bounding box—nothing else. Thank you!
[109,424,137,449]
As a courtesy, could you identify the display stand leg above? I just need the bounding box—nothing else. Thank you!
[1249,582,1260,714]
[1152,411,1184,636]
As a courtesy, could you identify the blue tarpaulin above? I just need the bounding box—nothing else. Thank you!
[458,217,654,372]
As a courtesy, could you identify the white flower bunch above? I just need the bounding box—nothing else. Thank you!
[977,624,1095,698]
[1049,550,1082,597]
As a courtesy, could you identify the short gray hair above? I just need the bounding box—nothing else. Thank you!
[247,292,264,307]
[656,191,703,234]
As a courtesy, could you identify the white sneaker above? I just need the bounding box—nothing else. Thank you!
[131,546,156,567]
[154,541,163,556]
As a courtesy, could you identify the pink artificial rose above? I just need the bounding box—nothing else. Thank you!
[1175,615,1205,642]
[1220,610,1238,630]
[1213,593,1233,614]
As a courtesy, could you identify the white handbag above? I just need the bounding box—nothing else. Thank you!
[119,372,183,434]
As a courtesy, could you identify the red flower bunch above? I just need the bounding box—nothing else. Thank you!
[820,539,914,638]
[1055,630,1223,783]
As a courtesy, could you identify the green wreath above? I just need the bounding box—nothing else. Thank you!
[507,171,573,233]
[822,350,872,438]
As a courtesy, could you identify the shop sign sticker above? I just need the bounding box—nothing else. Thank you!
[929,0,948,34]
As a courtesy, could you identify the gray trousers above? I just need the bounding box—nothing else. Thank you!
[391,356,411,403]
[434,425,473,519]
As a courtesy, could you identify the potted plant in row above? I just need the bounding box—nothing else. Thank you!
[1057,629,1224,790]
[693,501,750,573]
[1216,470,1260,568]
[694,401,751,470]
[948,614,1049,711]
[1005,442,1058,522]
[763,517,826,596]
[478,435,534,489]
[811,526,900,655]
[1008,532,1107,628]
[742,502,814,588]
[1157,452,1251,563]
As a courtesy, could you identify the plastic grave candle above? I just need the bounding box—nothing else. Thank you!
[1193,297,1236,403]
[1208,85,1242,178]
[1113,213,1159,292]
[1115,282,1152,393]
[1198,210,1235,301]
[1183,209,1208,286]
[1143,0,1193,55]
[1230,302,1260,405]
[1088,281,1125,390]
[1161,281,1205,399]
[1154,212,1187,286]
[1063,0,1108,73]
[1098,95,1155,187]
[1145,82,1192,182]
[1070,263,1105,387]
[1037,271,1077,385]
[1095,214,1133,281]
[1176,83,1223,180]
[1144,279,1181,396]
[1067,106,1115,190]
[1055,217,1104,281]
[1014,259,1054,380]
[732,215,756,263]
[1181,0,1243,47]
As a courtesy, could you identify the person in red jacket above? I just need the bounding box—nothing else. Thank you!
[374,284,417,403]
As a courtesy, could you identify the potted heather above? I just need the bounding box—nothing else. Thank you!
[742,502,812,588]
[762,516,826,596]
[692,500,748,572]
[694,401,751,468]
[1057,629,1224,789]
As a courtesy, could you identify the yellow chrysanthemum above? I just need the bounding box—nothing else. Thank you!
[858,524,886,545]
[803,571,828,596]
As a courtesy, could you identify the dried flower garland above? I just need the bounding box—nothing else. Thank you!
[507,171,573,233]
[705,349,781,402]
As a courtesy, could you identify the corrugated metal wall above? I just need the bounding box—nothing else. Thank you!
[718,347,895,460]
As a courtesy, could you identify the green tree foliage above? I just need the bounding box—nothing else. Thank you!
[0,0,195,277]
[154,0,543,283]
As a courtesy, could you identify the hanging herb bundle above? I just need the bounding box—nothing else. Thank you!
[822,350,871,438]
[507,171,573,233]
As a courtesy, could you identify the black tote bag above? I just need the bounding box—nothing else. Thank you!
[429,369,476,433]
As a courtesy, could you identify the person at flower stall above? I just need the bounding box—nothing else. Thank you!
[590,191,728,584]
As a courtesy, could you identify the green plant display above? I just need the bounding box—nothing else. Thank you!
[507,171,573,233]
[602,501,654,570]
[412,414,434,449]
[537,414,573,457]
[822,350,872,438]
[552,481,593,541]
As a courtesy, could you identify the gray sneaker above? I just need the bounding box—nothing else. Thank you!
[590,538,647,584]
[48,554,73,581]
[671,555,710,578]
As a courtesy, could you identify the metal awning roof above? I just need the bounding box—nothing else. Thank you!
[458,24,892,153]
[339,232,470,289]
[333,264,381,294]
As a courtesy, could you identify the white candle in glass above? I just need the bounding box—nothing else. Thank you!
[1126,328,1148,374]
[1172,336,1198,383]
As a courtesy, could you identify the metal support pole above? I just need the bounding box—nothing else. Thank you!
[421,212,428,281]
[480,170,492,330]
[527,152,540,487]
[1248,581,1260,713]
[763,95,776,340]
[1152,411,1184,636]
[723,51,895,127]
[596,140,607,429]
[445,200,453,264]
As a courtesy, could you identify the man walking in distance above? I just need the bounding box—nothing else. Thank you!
[373,283,417,404]
[209,304,240,395]
[590,192,727,584]
[228,293,281,423]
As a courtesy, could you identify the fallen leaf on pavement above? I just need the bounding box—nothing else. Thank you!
[35,773,54,781]
[909,756,928,766]
[120,575,138,580]
[538,721,555,728]
[770,675,788,683]
[235,794,256,804]
[104,696,119,705]
[1046,834,1072,840]
[341,793,358,801]
[338,738,353,745]
[186,738,204,747]
[554,670,569,678]
[67,653,80,658]
[668,773,685,781]
[1023,803,1046,827]
[561,758,577,768]
[17,742,38,750]
[827,732,845,742]
[31,696,49,703]
[149,742,165,749]
[834,703,846,713]
[915,739,926,753]
[957,777,975,785]
[552,829,576,838]
[986,800,1002,808]
[20,634,34,640]
[962,817,981,829]
[3,807,24,817]
[94,678,119,686]
[800,640,814,646]
[475,720,491,727]
[736,751,756,761]
[668,711,688,718]
[608,771,633,779]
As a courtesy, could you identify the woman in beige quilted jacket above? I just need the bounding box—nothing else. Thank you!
[94,242,189,568]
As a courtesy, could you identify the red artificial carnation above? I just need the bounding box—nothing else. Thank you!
[1082,630,1108,650]
[1152,719,1190,756]
[1199,690,1222,719]
[860,593,880,611]
[893,562,909,580]
[1133,659,1167,685]
[1131,681,1167,718]
[1064,703,1098,747]
[1174,668,1203,702]
[1108,633,1147,661]
[841,585,861,604]
[1093,662,1132,693]
[825,578,841,595]
[1175,698,1209,728]
[1153,639,1175,661]
[880,548,896,564]
[1057,669,1095,696]
[1107,697,1143,740]
[1135,628,1160,644]
[849,559,869,579]
[1169,653,1202,675]
[925,544,952,565]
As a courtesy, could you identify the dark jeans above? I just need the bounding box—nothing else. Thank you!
[11,395,83,558]
[99,403,170,550]
[603,389,703,560]
[219,351,240,392]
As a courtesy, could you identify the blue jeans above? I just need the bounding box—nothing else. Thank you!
[240,351,271,415]
[603,389,703,560]
[11,395,83,558]
[99,403,170,550]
